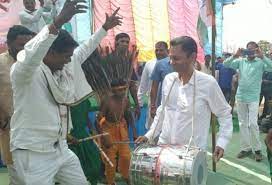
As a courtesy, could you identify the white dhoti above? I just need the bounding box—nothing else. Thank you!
[11,140,88,185]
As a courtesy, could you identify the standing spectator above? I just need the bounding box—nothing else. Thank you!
[265,128,272,182]
[137,41,168,129]
[259,72,272,120]
[216,57,236,103]
[149,42,173,118]
[19,0,57,33]
[224,41,272,162]
[201,54,212,75]
[194,60,202,71]
[0,25,34,185]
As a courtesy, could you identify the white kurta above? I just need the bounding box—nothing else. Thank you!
[145,71,233,150]
[137,59,156,128]
[19,6,57,33]
[10,26,107,152]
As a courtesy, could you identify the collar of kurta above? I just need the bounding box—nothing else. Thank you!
[24,9,36,14]
[176,70,196,86]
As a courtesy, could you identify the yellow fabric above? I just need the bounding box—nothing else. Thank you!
[149,0,170,45]
[132,0,170,62]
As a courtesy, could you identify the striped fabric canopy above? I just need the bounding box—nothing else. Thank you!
[0,0,235,61]
[92,0,205,62]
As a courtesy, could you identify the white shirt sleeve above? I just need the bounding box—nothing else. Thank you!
[145,74,171,140]
[207,78,233,150]
[137,62,151,107]
[145,104,163,140]
[72,27,107,65]
[11,26,57,85]
[19,8,44,24]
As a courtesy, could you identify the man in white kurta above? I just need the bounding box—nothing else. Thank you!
[136,36,233,162]
[137,41,169,129]
[137,59,156,128]
[145,71,233,150]
[19,0,57,33]
[10,2,122,184]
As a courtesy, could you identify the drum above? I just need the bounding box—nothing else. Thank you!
[129,144,207,185]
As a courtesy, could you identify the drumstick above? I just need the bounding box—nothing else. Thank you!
[93,139,114,167]
[113,141,136,144]
[68,133,109,145]
[78,133,109,142]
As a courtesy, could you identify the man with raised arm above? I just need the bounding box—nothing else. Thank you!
[10,1,122,184]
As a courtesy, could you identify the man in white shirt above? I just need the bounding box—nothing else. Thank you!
[136,36,233,162]
[137,41,169,129]
[10,1,122,184]
[19,0,57,33]
[0,25,34,185]
[201,54,212,75]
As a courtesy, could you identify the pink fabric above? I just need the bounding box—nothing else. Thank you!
[0,0,23,52]
[168,0,204,62]
[93,0,136,48]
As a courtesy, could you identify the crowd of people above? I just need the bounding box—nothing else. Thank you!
[0,0,272,184]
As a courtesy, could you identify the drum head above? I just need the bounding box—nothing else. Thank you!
[191,150,208,185]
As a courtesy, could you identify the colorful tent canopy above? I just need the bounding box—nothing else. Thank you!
[92,0,204,62]
[0,0,236,61]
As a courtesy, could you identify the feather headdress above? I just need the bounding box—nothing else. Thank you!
[82,45,138,98]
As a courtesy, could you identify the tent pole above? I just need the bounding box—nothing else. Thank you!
[211,0,217,173]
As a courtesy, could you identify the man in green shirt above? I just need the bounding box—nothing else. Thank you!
[224,41,272,162]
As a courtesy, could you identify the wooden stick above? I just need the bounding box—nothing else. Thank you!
[113,141,136,144]
[77,133,109,143]
[93,139,114,167]
[211,0,217,173]
[211,114,217,172]
[68,133,109,145]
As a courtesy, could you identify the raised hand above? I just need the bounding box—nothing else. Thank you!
[54,0,88,29]
[255,47,264,59]
[233,48,242,59]
[102,7,122,31]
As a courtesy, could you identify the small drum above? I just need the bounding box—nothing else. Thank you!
[129,144,207,185]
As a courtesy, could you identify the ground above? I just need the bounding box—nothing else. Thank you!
[0,115,271,185]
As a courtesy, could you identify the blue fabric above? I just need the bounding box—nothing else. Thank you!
[204,0,223,56]
[150,57,173,106]
[223,0,237,5]
[75,0,92,43]
[216,62,236,89]
[88,111,97,131]
[128,107,148,148]
[203,0,238,56]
